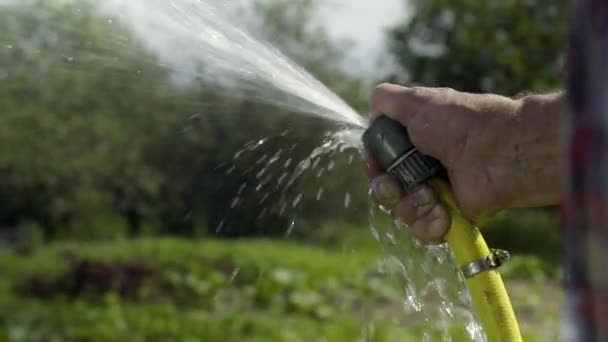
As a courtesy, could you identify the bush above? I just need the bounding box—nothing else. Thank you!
[484,207,560,263]
[0,237,556,341]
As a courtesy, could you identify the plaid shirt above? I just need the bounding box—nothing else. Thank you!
[564,0,608,340]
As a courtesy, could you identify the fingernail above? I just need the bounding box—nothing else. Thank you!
[372,178,399,205]
[411,205,449,244]
[410,186,435,207]
[426,206,450,240]
[415,202,435,218]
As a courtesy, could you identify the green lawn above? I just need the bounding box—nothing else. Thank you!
[0,238,560,341]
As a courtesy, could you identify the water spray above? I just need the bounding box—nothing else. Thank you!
[363,116,522,342]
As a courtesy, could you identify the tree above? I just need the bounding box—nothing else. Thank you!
[388,0,568,95]
[0,0,370,241]
[0,0,174,239]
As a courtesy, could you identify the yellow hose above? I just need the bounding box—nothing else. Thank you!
[429,179,522,342]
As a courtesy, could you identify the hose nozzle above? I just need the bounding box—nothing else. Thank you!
[362,116,444,192]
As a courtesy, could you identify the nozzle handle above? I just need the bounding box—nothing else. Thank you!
[362,116,444,192]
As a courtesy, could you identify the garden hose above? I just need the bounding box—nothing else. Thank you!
[363,116,522,342]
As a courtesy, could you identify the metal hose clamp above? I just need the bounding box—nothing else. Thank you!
[461,249,510,279]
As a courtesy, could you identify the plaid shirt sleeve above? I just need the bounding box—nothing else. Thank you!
[563,0,608,340]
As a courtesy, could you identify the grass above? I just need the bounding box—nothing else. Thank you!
[0,237,561,341]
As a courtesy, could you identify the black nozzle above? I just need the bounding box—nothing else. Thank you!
[362,116,444,192]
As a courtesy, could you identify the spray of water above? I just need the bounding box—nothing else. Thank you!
[96,0,366,128]
[224,128,362,222]
[219,130,484,340]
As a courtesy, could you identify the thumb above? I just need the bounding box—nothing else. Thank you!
[369,84,449,159]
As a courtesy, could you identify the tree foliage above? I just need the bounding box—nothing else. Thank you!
[388,0,569,95]
[0,0,368,241]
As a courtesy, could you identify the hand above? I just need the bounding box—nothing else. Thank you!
[367,84,562,243]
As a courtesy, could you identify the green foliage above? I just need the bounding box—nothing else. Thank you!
[388,0,568,95]
[484,208,561,263]
[0,0,175,238]
[0,238,497,341]
[0,0,369,240]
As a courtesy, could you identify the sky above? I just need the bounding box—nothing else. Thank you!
[321,0,407,72]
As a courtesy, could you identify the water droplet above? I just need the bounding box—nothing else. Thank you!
[277,172,288,186]
[370,226,380,241]
[268,149,282,165]
[243,165,255,175]
[292,194,302,208]
[344,193,351,208]
[215,220,225,233]
[299,159,310,170]
[188,113,201,121]
[226,165,236,175]
[256,168,266,178]
[284,176,297,190]
[237,182,247,194]
[385,232,396,245]
[230,197,240,208]
[327,160,335,170]
[257,207,268,220]
[440,301,454,318]
[229,268,240,283]
[405,294,423,312]
[259,192,269,204]
[256,155,268,165]
[284,159,292,168]
[233,150,245,159]
[285,221,295,236]
[316,188,324,201]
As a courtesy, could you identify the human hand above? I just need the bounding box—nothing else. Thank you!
[367,84,562,243]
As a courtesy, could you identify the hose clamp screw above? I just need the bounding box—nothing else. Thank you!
[461,249,510,279]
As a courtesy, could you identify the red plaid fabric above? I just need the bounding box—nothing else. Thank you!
[564,0,608,340]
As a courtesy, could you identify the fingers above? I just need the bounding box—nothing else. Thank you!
[367,83,452,243]
[392,186,437,222]
[371,174,403,209]
[407,202,450,244]
[371,177,450,243]
[394,185,450,243]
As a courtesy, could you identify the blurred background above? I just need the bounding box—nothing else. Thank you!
[0,0,566,340]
